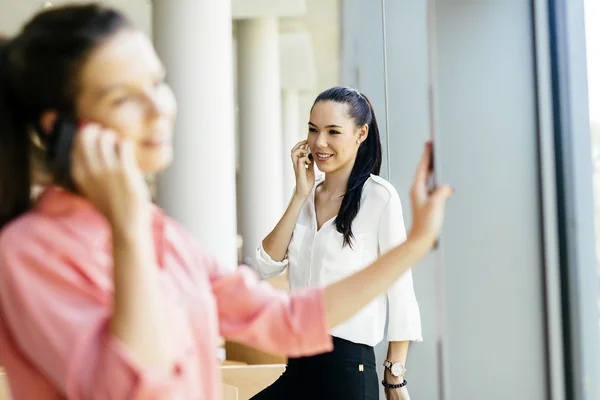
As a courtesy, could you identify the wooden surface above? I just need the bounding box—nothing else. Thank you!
[222,383,239,400]
[221,360,248,366]
[221,364,286,400]
[0,368,242,400]
[225,341,287,365]
[0,369,10,400]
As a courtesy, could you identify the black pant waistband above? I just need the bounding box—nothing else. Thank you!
[288,336,376,367]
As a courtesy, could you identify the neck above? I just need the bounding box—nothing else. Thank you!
[322,158,356,196]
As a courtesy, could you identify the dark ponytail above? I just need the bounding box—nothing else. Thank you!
[312,86,382,247]
[0,4,131,229]
[0,38,31,228]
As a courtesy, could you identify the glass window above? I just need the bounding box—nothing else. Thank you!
[583,0,600,336]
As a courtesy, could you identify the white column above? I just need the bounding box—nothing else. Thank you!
[152,0,238,272]
[237,18,284,265]
[281,89,301,203]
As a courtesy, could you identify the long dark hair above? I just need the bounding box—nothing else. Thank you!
[0,4,131,229]
[312,86,382,247]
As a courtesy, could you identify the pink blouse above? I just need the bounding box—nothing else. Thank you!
[0,187,333,399]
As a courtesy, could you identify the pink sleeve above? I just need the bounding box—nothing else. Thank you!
[209,262,333,358]
[0,236,184,399]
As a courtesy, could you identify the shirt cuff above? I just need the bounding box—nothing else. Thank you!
[254,243,289,278]
[106,336,185,398]
[67,324,185,399]
[287,287,334,357]
[387,302,423,342]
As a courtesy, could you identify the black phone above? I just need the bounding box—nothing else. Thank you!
[428,142,440,249]
[427,142,436,193]
[46,117,78,189]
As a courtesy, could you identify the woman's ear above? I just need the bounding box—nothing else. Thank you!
[38,111,59,135]
[357,123,369,144]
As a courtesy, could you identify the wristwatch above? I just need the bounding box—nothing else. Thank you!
[383,360,406,378]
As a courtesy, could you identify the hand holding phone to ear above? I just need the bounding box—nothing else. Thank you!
[261,140,316,262]
[70,123,173,372]
[290,140,315,200]
[70,123,151,233]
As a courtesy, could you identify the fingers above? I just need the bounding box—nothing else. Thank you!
[79,124,102,169]
[291,142,311,170]
[72,123,124,175]
[119,139,149,200]
[410,142,433,204]
[295,154,311,171]
[306,155,315,171]
[291,146,309,161]
[413,141,432,190]
[430,184,454,205]
[290,140,308,154]
[98,131,119,168]
[119,139,137,173]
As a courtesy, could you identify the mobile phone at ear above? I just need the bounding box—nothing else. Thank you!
[46,117,78,189]
[307,144,313,162]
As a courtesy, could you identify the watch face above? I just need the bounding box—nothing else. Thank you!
[391,363,404,377]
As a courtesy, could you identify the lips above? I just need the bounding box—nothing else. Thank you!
[142,123,172,147]
[141,137,169,147]
[315,152,333,162]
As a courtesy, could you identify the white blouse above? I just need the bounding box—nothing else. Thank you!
[254,175,422,347]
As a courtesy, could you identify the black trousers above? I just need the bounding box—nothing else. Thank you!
[250,336,379,400]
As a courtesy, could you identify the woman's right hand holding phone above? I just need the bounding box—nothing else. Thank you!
[70,123,173,372]
[324,142,453,329]
[261,140,316,262]
[290,140,315,201]
[70,123,151,235]
[407,141,454,250]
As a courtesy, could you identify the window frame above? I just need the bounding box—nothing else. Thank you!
[547,0,600,398]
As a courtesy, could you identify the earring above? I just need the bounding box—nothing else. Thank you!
[357,139,361,144]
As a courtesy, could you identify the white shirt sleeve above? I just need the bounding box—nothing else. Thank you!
[254,243,289,279]
[379,190,423,342]
[253,187,299,280]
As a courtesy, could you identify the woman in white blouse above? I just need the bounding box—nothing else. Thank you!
[252,86,420,400]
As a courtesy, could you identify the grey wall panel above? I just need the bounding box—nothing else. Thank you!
[435,1,547,399]
[341,1,549,399]
[342,1,443,399]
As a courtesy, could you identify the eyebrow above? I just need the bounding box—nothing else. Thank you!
[94,66,167,100]
[94,84,129,99]
[308,122,343,129]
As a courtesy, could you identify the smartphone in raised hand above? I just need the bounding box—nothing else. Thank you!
[428,142,437,193]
